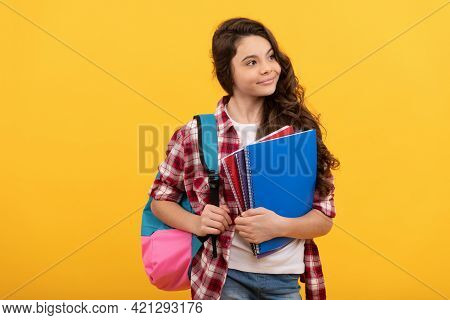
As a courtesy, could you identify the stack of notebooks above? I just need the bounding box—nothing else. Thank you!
[221,126,317,258]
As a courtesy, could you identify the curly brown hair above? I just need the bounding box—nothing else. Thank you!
[211,17,340,198]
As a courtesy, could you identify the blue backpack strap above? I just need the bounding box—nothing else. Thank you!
[193,114,220,259]
[194,114,218,172]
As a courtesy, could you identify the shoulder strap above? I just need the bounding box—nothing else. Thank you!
[193,114,218,173]
[193,114,220,259]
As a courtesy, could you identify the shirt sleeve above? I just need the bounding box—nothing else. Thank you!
[312,172,336,218]
[148,126,186,203]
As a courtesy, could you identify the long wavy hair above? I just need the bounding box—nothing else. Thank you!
[211,17,340,198]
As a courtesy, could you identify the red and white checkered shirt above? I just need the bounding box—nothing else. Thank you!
[149,95,337,300]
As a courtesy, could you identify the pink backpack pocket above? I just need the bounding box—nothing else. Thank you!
[141,229,192,291]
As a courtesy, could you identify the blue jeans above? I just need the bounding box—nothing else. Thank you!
[219,268,302,300]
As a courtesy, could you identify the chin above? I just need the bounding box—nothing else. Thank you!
[257,85,277,96]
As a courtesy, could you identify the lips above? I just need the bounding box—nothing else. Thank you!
[257,76,276,84]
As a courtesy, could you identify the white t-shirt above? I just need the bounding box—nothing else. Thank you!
[224,104,305,274]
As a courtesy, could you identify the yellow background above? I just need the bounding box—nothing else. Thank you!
[1,0,449,299]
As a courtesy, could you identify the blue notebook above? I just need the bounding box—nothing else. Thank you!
[244,129,317,258]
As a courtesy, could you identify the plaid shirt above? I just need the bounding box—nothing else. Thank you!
[149,95,336,300]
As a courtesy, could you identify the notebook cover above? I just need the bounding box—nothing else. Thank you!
[246,129,317,257]
[248,125,295,257]
[220,125,297,257]
[241,125,296,210]
[237,125,296,257]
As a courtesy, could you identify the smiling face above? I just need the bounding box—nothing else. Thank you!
[230,35,281,97]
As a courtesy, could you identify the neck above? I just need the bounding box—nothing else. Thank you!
[226,93,263,125]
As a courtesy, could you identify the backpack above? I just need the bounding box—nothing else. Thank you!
[140,114,220,291]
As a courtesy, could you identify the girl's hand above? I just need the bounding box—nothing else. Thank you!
[196,204,232,237]
[234,207,282,244]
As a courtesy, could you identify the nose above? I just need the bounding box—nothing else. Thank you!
[260,61,272,75]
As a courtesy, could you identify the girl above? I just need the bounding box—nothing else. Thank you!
[150,17,339,300]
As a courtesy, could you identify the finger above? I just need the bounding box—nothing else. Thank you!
[241,209,255,217]
[211,205,230,217]
[204,211,229,229]
[211,206,232,225]
[206,218,226,232]
[235,225,250,233]
[202,226,221,235]
[235,216,250,226]
[244,208,264,217]
[208,213,229,229]
[220,204,230,213]
[221,210,233,226]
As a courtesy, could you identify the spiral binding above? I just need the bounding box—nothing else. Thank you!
[235,153,249,211]
[244,148,260,256]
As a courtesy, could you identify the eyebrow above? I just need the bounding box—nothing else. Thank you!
[241,48,274,62]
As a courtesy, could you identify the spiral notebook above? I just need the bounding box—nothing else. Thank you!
[222,126,318,257]
[243,129,317,257]
[221,125,295,213]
